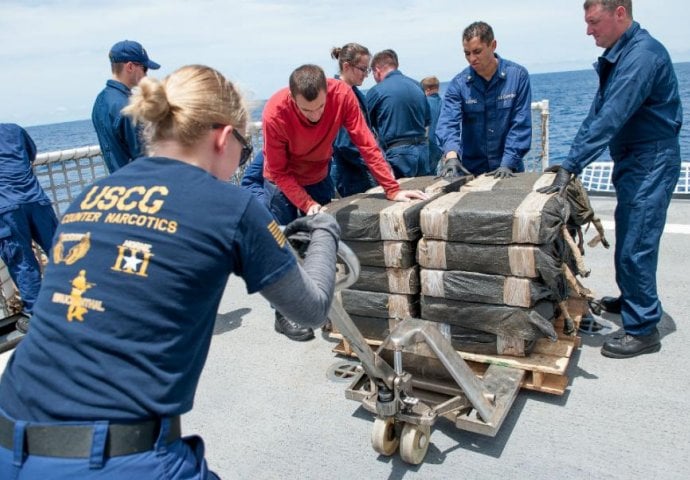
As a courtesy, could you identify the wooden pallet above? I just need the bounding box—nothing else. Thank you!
[330,297,587,396]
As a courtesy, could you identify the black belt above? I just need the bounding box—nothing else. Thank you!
[0,415,181,458]
[386,136,427,149]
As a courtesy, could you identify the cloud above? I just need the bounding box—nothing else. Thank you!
[1,0,688,126]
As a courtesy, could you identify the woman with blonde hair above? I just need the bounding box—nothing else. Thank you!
[0,65,340,478]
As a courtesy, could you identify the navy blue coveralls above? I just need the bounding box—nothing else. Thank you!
[330,84,377,197]
[0,123,58,315]
[561,22,682,336]
[366,70,431,177]
[91,79,143,173]
[435,55,532,175]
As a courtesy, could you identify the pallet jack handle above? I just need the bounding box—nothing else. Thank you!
[330,241,398,389]
[333,241,497,421]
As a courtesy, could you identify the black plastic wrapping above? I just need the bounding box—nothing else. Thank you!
[343,240,416,268]
[417,239,565,277]
[341,289,419,319]
[351,265,420,294]
[324,193,435,241]
[420,269,565,307]
[420,296,557,341]
[420,187,569,244]
[366,175,473,195]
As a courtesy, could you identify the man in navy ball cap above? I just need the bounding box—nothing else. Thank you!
[91,40,161,173]
[108,40,161,70]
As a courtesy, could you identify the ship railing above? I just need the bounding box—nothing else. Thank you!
[527,100,549,172]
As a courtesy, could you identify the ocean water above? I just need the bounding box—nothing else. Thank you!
[25,62,690,163]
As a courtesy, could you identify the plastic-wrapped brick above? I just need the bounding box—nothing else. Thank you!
[420,269,564,307]
[342,240,416,269]
[420,295,557,341]
[350,265,419,294]
[420,175,569,245]
[341,289,419,319]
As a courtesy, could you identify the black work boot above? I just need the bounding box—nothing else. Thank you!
[274,312,314,341]
[16,312,30,334]
[601,328,660,358]
[599,296,622,314]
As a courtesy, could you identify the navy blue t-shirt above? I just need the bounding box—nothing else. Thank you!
[0,156,296,421]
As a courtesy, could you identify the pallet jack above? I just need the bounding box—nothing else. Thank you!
[329,241,525,464]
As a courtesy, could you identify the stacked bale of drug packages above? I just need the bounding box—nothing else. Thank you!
[418,172,573,356]
[324,176,470,341]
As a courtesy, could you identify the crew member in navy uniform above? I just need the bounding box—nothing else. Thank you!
[92,40,161,173]
[0,65,340,478]
[367,49,432,177]
[539,0,682,358]
[435,21,532,178]
[0,123,59,333]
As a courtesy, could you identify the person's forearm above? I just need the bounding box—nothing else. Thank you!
[259,229,338,328]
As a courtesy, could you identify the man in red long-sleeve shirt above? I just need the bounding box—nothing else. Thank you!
[263,64,426,218]
[263,64,427,340]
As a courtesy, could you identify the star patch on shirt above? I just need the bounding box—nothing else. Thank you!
[268,220,287,248]
[111,240,154,277]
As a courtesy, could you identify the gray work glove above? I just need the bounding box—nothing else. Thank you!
[488,166,515,179]
[536,166,573,195]
[439,157,471,177]
[284,213,341,244]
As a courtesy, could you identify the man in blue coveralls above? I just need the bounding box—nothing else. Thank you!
[539,0,682,358]
[421,76,444,174]
[0,123,58,333]
[435,21,532,179]
[367,49,431,177]
[92,40,160,173]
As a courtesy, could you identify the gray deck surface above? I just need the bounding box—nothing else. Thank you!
[2,196,689,479]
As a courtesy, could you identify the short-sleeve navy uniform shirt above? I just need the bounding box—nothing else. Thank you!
[0,156,296,421]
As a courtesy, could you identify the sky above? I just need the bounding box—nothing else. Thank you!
[1,0,689,127]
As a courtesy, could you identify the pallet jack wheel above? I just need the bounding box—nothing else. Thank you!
[399,423,431,465]
[371,417,399,456]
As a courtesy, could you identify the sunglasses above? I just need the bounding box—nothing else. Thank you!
[352,64,371,74]
[133,62,148,74]
[213,124,253,166]
[232,128,253,166]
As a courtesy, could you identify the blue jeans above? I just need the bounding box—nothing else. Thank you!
[611,138,681,336]
[264,177,335,225]
[0,202,58,314]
